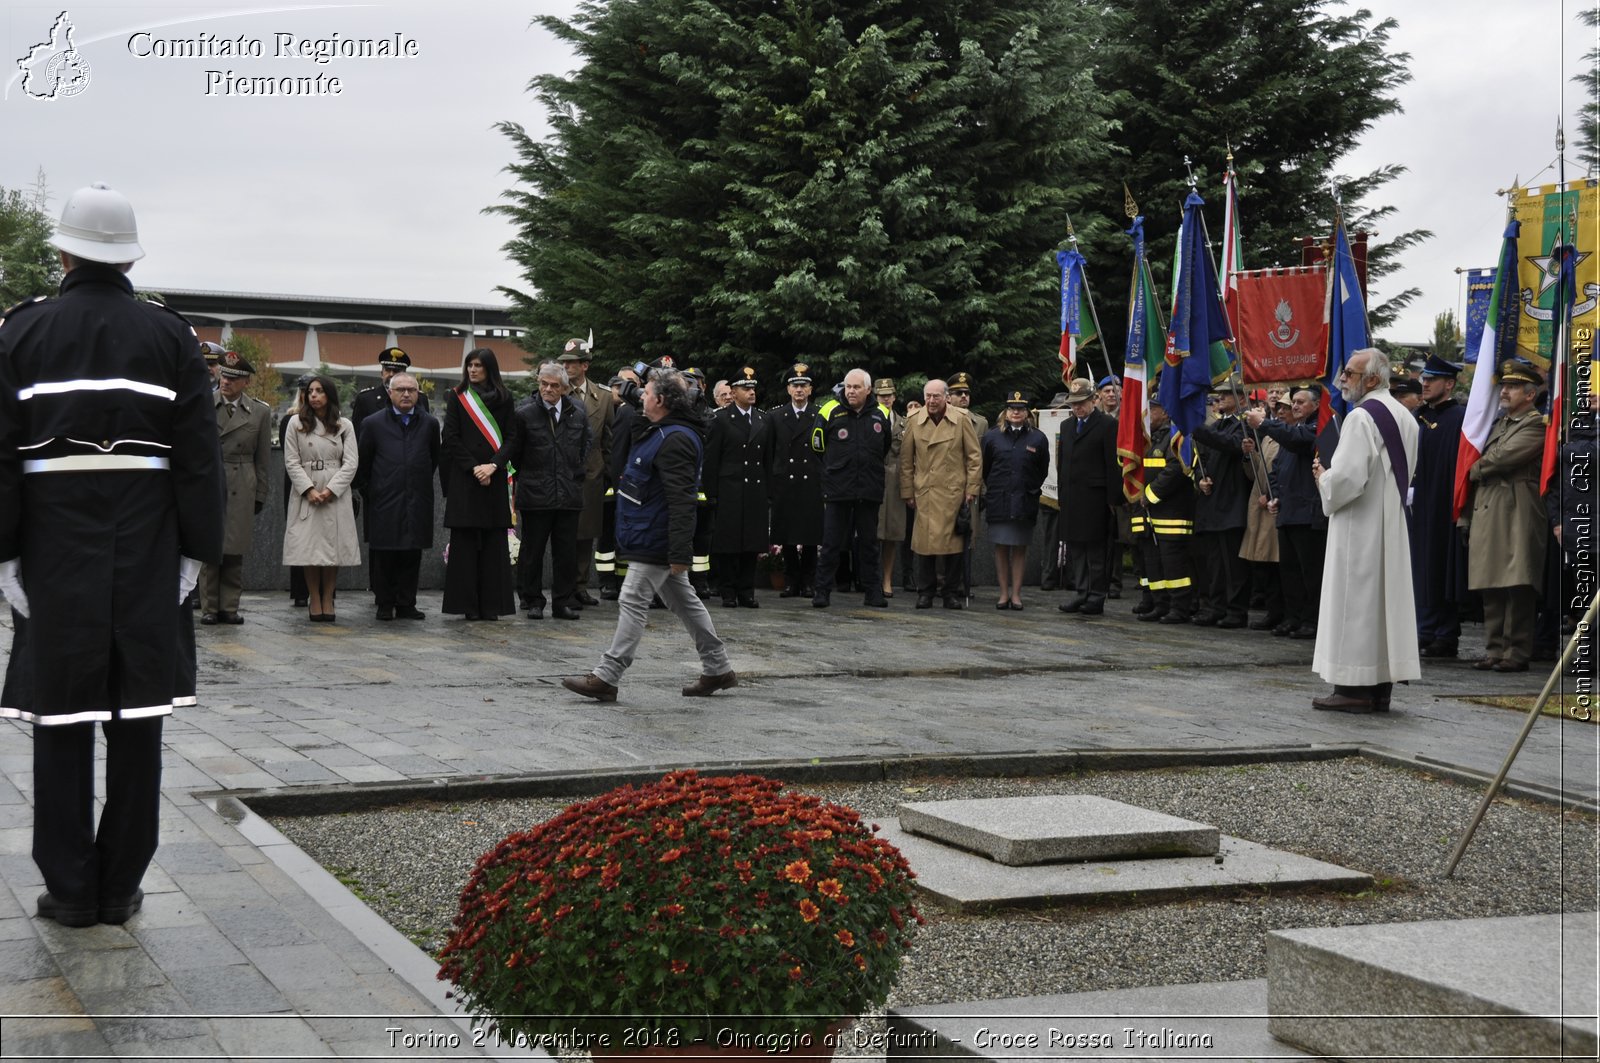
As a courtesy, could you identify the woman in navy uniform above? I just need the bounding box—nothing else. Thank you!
[0,183,224,927]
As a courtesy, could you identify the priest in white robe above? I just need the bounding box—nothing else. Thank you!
[1310,347,1421,713]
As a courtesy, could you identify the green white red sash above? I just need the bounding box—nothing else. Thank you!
[459,389,502,452]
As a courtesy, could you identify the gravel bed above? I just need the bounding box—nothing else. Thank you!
[272,756,1596,1050]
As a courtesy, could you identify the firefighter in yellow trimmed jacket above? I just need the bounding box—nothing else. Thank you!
[1134,393,1196,624]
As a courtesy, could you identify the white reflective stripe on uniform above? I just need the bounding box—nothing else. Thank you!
[172,695,198,708]
[19,378,178,401]
[1,703,174,725]
[23,455,171,473]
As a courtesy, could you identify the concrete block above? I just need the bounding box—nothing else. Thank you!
[899,794,1220,865]
[1266,911,1598,1062]
[880,824,1368,912]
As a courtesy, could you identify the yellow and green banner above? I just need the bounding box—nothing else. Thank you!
[1512,180,1597,371]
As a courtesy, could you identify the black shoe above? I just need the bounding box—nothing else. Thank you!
[798,584,815,598]
[1217,615,1248,629]
[650,595,665,609]
[738,597,759,609]
[812,594,830,608]
[1190,612,1221,627]
[1136,608,1168,623]
[1107,588,1122,600]
[553,605,581,621]
[1421,640,1459,659]
[1290,624,1318,640]
[525,607,544,619]
[865,596,889,608]
[722,597,740,608]
[37,891,98,928]
[575,590,599,607]
[397,607,426,620]
[1131,598,1158,616]
[600,585,620,601]
[780,585,803,598]
[1009,601,1025,611]
[200,613,219,625]
[220,611,244,625]
[997,600,1011,610]
[943,597,964,610]
[1249,614,1283,631]
[915,594,934,609]
[1079,603,1103,616]
[1159,612,1192,625]
[1058,598,1086,614]
[98,889,144,925]
[1272,621,1297,637]
[292,597,309,608]
[376,607,395,621]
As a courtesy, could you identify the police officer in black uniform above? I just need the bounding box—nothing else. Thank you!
[0,182,224,927]
[767,362,825,596]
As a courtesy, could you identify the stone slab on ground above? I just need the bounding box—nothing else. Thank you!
[879,824,1369,912]
[898,794,1221,865]
[888,979,1310,1062]
[1266,911,1598,1061]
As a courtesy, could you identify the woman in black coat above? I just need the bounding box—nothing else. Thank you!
[441,348,519,619]
[982,393,1050,610]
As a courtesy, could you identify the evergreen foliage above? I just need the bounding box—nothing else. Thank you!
[1576,6,1598,176]
[1093,0,1426,336]
[1430,309,1462,362]
[491,0,1118,406]
[0,174,61,308]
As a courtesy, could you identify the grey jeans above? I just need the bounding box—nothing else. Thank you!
[594,562,731,686]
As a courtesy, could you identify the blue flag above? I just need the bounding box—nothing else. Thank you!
[1323,220,1368,419]
[1161,191,1233,466]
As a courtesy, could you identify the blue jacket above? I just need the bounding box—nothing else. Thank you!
[1259,418,1326,529]
[810,397,891,502]
[981,423,1050,523]
[615,413,703,566]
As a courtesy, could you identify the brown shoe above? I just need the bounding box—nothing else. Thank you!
[561,674,617,702]
[1311,693,1376,713]
[1472,657,1502,671]
[1492,660,1529,673]
[682,671,738,697]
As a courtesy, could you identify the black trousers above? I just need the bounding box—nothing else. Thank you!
[517,508,579,610]
[916,552,966,600]
[1198,527,1250,621]
[1278,524,1326,629]
[781,544,817,594]
[816,501,882,600]
[714,552,758,601]
[369,548,422,610]
[1140,533,1196,618]
[1064,537,1109,606]
[34,717,163,906]
[442,527,515,617]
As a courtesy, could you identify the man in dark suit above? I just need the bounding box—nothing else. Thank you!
[1056,377,1121,616]
[704,367,773,607]
[350,347,430,437]
[559,337,613,606]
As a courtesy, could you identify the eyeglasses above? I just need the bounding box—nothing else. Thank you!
[390,386,418,393]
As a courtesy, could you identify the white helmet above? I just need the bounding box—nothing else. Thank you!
[51,182,145,263]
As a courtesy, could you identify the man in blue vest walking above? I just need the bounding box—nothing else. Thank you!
[562,368,736,702]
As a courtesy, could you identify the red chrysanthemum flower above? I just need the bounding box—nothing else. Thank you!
[798,899,821,923]
[781,859,812,883]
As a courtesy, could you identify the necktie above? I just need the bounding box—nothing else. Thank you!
[548,403,560,422]
[1076,418,1084,435]
[227,403,235,418]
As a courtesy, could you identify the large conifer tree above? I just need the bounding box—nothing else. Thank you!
[492,0,1117,401]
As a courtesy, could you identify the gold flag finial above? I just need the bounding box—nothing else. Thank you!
[1123,183,1139,219]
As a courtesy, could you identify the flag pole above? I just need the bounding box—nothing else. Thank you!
[1066,213,1116,384]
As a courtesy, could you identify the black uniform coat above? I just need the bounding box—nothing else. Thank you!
[1411,397,1469,609]
[767,401,824,544]
[0,264,224,724]
[1055,408,1120,542]
[1259,419,1326,529]
[981,423,1051,524]
[441,385,519,529]
[704,403,773,553]
[813,398,891,502]
[513,394,591,512]
[1190,413,1251,532]
[356,407,440,550]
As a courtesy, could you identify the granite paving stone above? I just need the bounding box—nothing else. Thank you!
[898,795,1221,864]
[169,962,293,1014]
[135,923,249,971]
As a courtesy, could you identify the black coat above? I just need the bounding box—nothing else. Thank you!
[704,404,773,552]
[1412,398,1469,607]
[356,407,440,550]
[512,394,591,511]
[441,386,519,529]
[981,423,1050,523]
[767,401,824,543]
[1260,418,1326,529]
[0,264,224,724]
[812,398,891,502]
[351,384,430,438]
[1056,408,1120,542]
[1191,414,1250,532]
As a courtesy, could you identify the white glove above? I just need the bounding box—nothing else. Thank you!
[0,558,29,619]
[178,557,203,604]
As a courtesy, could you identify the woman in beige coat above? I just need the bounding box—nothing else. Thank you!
[283,375,361,621]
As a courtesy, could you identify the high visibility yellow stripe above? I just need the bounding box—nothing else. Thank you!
[1144,456,1167,467]
[1149,518,1193,527]
[1144,486,1161,504]
[692,555,711,573]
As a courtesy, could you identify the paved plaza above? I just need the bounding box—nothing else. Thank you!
[0,586,1593,1058]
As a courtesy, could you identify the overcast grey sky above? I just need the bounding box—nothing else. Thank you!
[2,1,1592,345]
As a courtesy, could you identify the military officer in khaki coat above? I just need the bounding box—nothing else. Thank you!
[901,378,982,609]
[1461,359,1548,672]
[562,338,614,606]
[200,351,273,624]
